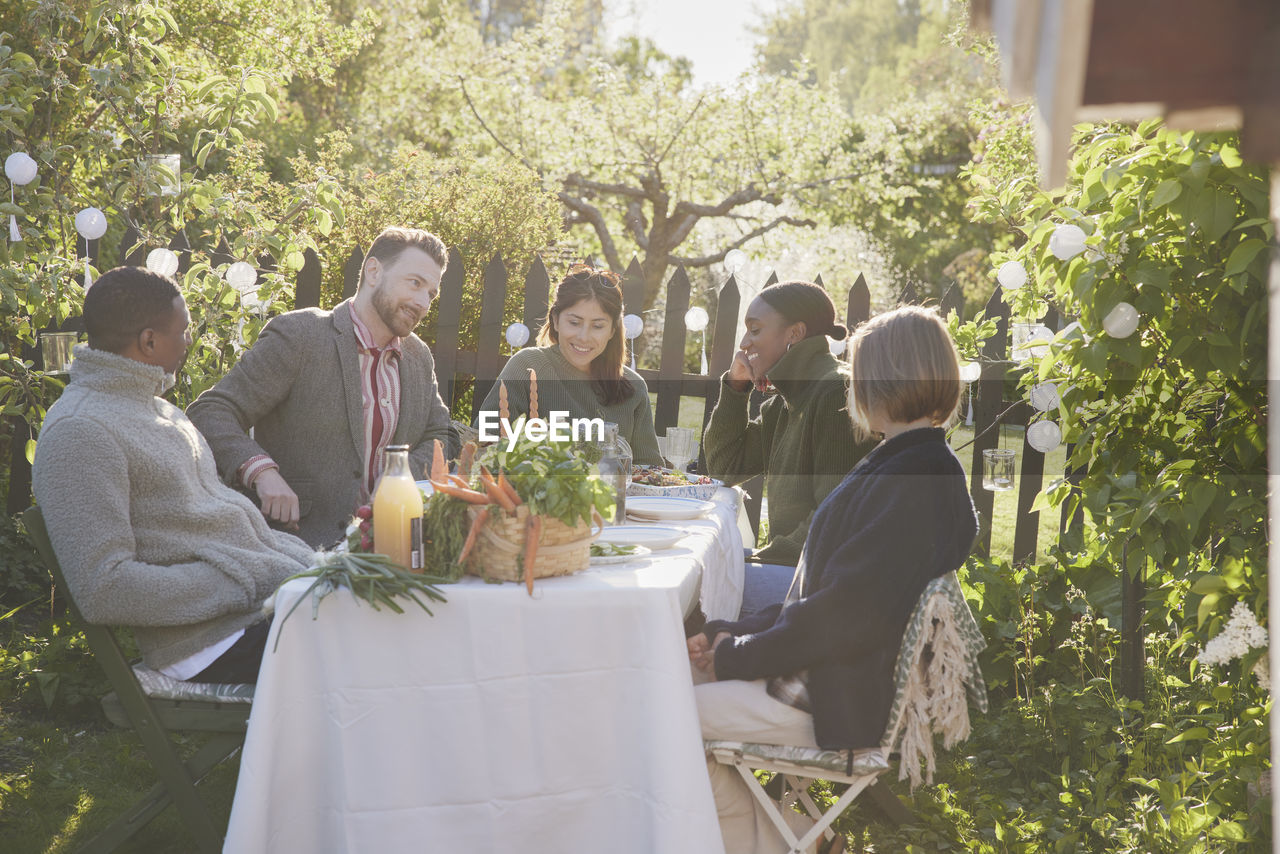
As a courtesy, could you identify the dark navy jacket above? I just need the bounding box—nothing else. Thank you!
[707,427,978,749]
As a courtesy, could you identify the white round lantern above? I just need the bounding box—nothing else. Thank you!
[225,261,258,294]
[996,260,1027,291]
[145,247,180,278]
[5,152,38,186]
[1026,420,1062,454]
[959,361,982,383]
[1049,224,1087,261]
[1102,302,1139,338]
[828,337,846,357]
[505,322,530,348]
[75,207,108,241]
[623,313,644,339]
[684,306,709,332]
[724,249,747,274]
[1029,382,1060,412]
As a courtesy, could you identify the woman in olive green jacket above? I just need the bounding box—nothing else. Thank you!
[703,281,876,617]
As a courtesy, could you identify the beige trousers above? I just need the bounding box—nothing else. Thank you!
[695,677,820,854]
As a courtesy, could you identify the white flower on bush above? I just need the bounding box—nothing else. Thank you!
[1199,601,1269,688]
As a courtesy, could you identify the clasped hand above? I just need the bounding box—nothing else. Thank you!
[687,631,731,680]
[253,468,300,531]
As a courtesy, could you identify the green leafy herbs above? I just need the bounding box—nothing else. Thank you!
[590,542,639,557]
[421,491,471,581]
[273,552,449,650]
[475,432,614,526]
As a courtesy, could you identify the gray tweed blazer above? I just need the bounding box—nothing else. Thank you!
[188,300,457,547]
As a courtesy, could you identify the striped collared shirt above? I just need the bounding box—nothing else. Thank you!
[349,307,403,496]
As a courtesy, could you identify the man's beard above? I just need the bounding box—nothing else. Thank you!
[373,289,420,338]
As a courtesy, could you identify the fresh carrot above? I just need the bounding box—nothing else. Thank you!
[431,439,447,482]
[448,474,470,489]
[478,466,517,514]
[458,506,489,565]
[527,368,539,420]
[497,472,523,506]
[524,513,542,596]
[429,480,491,505]
[459,441,477,477]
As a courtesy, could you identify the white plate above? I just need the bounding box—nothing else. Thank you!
[590,544,652,565]
[596,525,687,551]
[625,496,716,521]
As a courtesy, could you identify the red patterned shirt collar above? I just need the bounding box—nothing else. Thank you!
[350,303,403,357]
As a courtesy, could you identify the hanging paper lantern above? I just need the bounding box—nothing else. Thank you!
[146,247,180,278]
[1029,382,1060,412]
[5,152,37,186]
[684,307,708,332]
[75,207,107,241]
[724,249,747,274]
[623,313,644,371]
[959,361,982,383]
[1102,302,1139,338]
[74,207,108,289]
[1049,224,1087,261]
[996,260,1027,290]
[828,337,846,357]
[505,322,530,348]
[225,261,258,294]
[5,152,37,243]
[622,313,644,339]
[1026,420,1063,454]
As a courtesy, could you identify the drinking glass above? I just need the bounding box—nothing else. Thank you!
[665,427,696,473]
[655,435,670,467]
[982,448,1015,491]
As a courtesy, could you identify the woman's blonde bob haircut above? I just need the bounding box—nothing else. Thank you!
[846,305,963,438]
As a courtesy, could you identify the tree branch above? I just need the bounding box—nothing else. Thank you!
[457,75,537,174]
[669,215,816,267]
[563,172,649,200]
[557,192,624,272]
[655,95,705,165]
[671,186,773,220]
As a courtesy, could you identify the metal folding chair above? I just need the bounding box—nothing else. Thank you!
[23,506,253,854]
[705,571,989,853]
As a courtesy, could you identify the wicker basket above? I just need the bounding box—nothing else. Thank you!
[465,504,602,583]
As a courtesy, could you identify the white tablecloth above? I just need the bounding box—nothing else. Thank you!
[223,516,733,853]
[630,486,744,622]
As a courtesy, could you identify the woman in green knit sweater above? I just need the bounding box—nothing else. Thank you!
[704,281,877,617]
[478,266,663,465]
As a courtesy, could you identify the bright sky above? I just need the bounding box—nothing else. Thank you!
[605,0,780,88]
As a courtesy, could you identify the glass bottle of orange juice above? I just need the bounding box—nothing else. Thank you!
[372,445,424,572]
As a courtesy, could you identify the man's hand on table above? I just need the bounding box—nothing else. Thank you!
[253,468,300,530]
[688,631,732,680]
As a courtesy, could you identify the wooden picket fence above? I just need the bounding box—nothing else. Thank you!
[11,238,1082,566]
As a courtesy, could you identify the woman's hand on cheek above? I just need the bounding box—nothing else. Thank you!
[728,350,755,393]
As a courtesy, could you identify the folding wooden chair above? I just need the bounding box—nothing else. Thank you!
[22,507,254,854]
[705,571,988,853]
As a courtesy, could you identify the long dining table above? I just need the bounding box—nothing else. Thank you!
[222,487,745,854]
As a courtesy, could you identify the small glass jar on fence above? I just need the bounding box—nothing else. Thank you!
[982,448,1015,492]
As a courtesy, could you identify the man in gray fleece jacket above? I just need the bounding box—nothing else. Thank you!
[32,267,315,682]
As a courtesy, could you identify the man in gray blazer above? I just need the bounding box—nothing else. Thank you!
[188,227,459,548]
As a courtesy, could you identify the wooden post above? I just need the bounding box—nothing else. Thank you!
[846,273,870,330]
[968,287,1010,556]
[523,255,551,341]
[433,247,465,414]
[471,253,508,419]
[294,248,321,310]
[654,265,691,435]
[700,274,741,472]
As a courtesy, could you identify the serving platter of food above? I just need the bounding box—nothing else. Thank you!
[627,465,722,500]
